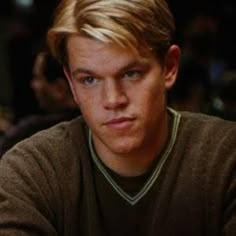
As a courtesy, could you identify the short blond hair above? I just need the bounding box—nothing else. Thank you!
[47,0,175,65]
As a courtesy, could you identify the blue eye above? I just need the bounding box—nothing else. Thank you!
[123,71,141,80]
[84,76,97,85]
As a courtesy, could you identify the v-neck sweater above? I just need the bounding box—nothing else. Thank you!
[0,110,235,235]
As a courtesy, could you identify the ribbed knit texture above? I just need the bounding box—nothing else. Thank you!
[0,112,235,235]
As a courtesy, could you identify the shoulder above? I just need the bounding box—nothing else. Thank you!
[168,112,236,232]
[30,116,85,146]
[0,117,88,232]
[174,111,236,177]
[0,112,80,156]
[174,111,236,168]
[179,111,236,142]
[1,116,89,174]
[0,116,89,198]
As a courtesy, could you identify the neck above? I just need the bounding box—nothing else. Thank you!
[92,112,170,177]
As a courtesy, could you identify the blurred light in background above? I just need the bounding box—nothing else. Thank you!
[14,0,34,10]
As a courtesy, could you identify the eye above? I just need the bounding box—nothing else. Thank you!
[83,76,97,85]
[122,70,141,80]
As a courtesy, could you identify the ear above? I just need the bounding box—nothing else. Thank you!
[163,45,181,90]
[63,66,80,104]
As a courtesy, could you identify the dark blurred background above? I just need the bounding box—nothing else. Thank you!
[0,0,236,134]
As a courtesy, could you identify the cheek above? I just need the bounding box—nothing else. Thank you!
[68,81,87,106]
[137,83,166,117]
[72,89,99,118]
[79,101,101,130]
[139,77,164,102]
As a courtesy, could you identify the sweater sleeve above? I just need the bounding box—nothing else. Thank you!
[218,123,236,236]
[0,142,61,235]
[210,120,236,236]
[223,169,236,236]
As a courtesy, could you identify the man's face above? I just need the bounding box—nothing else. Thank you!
[65,35,179,156]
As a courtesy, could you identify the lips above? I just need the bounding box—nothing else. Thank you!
[105,117,135,130]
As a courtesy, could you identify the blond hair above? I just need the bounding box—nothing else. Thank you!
[47,0,175,65]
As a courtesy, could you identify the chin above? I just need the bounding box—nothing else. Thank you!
[106,137,143,155]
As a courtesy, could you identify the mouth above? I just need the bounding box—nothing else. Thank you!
[104,117,136,130]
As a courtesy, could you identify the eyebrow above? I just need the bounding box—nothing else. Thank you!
[71,59,149,78]
[71,68,93,77]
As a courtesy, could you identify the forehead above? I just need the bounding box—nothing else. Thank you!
[66,35,156,74]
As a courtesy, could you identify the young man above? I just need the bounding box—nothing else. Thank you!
[0,0,235,235]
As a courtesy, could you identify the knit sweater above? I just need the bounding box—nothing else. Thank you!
[0,111,235,235]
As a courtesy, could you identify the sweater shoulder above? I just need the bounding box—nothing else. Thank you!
[175,112,236,167]
[179,112,236,139]
[16,116,87,153]
[1,116,89,174]
[0,117,88,234]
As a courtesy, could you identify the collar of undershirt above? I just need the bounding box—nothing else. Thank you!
[88,108,181,205]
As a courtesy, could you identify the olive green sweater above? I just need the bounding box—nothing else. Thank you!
[0,111,235,235]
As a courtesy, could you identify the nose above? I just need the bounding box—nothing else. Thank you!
[103,79,129,110]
